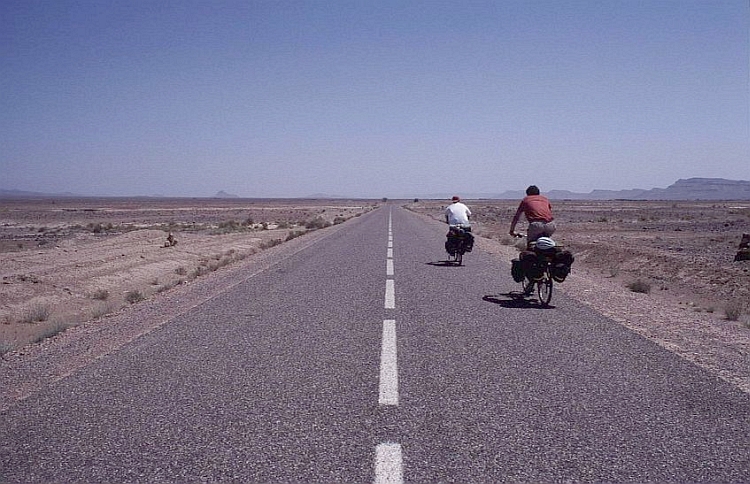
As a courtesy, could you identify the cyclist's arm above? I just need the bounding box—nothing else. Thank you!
[509,203,524,235]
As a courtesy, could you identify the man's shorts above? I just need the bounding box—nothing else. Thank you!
[528,220,556,241]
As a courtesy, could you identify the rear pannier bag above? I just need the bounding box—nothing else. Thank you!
[551,249,574,282]
[554,249,575,266]
[520,250,544,280]
[511,258,525,282]
[551,263,570,282]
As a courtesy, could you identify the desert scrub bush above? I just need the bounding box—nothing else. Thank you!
[92,301,118,319]
[87,222,113,233]
[724,300,745,322]
[333,216,347,225]
[215,220,244,234]
[90,289,110,301]
[260,238,283,249]
[0,341,14,358]
[626,279,651,294]
[33,321,69,344]
[286,230,305,241]
[304,217,330,230]
[125,290,145,304]
[175,266,188,275]
[156,280,180,293]
[189,265,209,280]
[22,303,52,323]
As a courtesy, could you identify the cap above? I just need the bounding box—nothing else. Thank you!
[451,196,460,201]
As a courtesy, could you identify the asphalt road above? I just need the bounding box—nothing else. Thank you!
[2,205,749,483]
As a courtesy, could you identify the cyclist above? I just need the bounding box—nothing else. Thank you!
[445,195,473,253]
[509,185,556,242]
[445,195,471,228]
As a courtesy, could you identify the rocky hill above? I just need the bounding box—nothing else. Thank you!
[494,178,750,201]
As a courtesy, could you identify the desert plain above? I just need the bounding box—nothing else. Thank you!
[1,197,749,393]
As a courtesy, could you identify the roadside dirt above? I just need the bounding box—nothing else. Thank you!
[1,198,749,396]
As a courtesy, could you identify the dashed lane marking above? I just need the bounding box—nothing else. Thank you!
[385,280,395,309]
[375,443,404,484]
[379,319,399,405]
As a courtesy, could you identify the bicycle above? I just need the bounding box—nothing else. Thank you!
[520,250,555,306]
[512,234,556,306]
[445,225,473,266]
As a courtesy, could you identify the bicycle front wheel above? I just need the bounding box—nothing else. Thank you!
[538,276,553,306]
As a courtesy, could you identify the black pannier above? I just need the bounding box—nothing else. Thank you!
[511,258,525,282]
[446,227,474,254]
[551,263,570,282]
[520,250,543,280]
[551,249,574,282]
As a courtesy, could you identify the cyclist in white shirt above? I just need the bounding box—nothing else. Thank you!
[445,196,471,228]
[444,195,474,255]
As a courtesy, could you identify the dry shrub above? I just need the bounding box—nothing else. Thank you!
[260,239,283,249]
[304,217,330,230]
[627,279,651,294]
[22,303,51,323]
[33,321,69,343]
[91,289,110,301]
[725,300,744,322]
[92,301,119,319]
[0,341,14,357]
[125,290,145,304]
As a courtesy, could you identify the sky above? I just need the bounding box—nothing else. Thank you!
[1,1,749,199]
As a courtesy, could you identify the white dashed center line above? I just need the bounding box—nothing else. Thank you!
[376,210,404,483]
[375,443,404,484]
[384,279,395,309]
[379,319,399,405]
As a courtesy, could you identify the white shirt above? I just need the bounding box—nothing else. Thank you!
[445,202,471,226]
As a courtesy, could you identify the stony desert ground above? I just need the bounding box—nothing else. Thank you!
[1,197,749,392]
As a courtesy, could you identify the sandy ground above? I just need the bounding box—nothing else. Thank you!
[1,198,749,395]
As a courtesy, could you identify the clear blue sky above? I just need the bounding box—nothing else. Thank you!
[2,1,748,198]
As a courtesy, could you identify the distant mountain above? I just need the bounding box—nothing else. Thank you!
[213,190,239,198]
[490,178,750,201]
[0,189,78,198]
